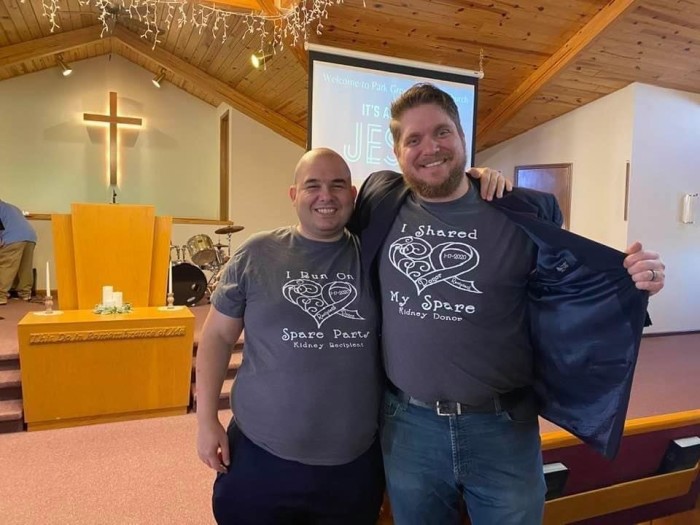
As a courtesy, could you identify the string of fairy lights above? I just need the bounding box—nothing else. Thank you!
[24,0,350,53]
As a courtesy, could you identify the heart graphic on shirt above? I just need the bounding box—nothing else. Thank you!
[388,237,481,295]
[282,279,364,328]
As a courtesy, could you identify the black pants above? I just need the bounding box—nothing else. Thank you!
[212,421,385,525]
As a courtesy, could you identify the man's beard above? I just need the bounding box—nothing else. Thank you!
[403,160,466,200]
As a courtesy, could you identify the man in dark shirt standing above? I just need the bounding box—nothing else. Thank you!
[350,84,666,525]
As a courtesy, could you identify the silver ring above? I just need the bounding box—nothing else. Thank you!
[650,269,657,281]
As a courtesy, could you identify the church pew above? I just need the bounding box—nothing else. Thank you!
[540,410,700,524]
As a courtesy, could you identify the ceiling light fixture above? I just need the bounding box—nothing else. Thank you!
[56,54,72,77]
[152,69,166,88]
[251,52,273,70]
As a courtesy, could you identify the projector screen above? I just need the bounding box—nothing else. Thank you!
[308,46,480,187]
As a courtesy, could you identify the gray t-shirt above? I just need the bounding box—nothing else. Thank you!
[378,186,537,405]
[211,227,381,465]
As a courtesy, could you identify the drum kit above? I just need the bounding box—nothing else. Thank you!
[169,225,244,306]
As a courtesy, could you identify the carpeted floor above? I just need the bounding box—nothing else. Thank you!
[0,410,233,525]
[2,299,698,523]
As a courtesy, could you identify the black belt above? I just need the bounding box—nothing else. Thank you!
[386,381,527,417]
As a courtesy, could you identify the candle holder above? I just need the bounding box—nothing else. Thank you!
[158,292,183,311]
[34,294,62,316]
[45,294,54,314]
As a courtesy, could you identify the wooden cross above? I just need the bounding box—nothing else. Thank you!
[83,92,143,189]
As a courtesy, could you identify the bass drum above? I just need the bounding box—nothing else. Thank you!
[172,262,207,307]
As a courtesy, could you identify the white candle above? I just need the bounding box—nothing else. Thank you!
[102,286,113,305]
[46,261,51,296]
[113,291,123,308]
[168,261,173,294]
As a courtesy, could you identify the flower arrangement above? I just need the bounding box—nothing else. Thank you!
[93,303,134,315]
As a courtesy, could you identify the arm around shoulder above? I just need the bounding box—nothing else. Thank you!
[349,170,405,234]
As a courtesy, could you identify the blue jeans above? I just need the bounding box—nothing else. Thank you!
[381,389,545,525]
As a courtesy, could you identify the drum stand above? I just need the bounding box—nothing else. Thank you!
[170,244,185,263]
[224,232,232,258]
[214,225,244,262]
[213,234,232,262]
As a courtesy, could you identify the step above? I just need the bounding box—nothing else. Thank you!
[228,351,243,369]
[0,369,21,388]
[0,346,19,367]
[191,351,243,378]
[0,358,20,371]
[0,369,22,401]
[0,399,23,422]
[220,378,233,408]
[0,399,24,433]
[193,338,244,355]
[191,378,234,412]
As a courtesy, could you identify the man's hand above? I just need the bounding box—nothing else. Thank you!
[624,241,665,296]
[468,167,513,201]
[197,418,230,473]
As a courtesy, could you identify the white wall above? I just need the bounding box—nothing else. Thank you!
[220,103,304,252]
[476,83,699,333]
[476,85,635,250]
[627,84,700,333]
[117,105,303,296]
[4,58,303,291]
[0,54,219,218]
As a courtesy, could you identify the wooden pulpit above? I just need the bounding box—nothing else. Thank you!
[51,203,172,309]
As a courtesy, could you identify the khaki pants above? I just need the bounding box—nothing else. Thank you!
[0,241,35,302]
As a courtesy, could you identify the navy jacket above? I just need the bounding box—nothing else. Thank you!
[348,170,649,459]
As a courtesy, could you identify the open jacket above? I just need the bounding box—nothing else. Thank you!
[348,170,649,459]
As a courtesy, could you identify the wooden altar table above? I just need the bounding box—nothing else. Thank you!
[18,307,194,431]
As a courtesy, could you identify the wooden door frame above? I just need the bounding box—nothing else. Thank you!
[219,111,230,221]
[514,163,572,229]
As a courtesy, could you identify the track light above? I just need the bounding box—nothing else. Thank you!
[152,69,166,88]
[56,54,72,77]
[251,52,273,69]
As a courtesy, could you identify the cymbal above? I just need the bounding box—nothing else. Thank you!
[214,243,228,249]
[215,225,244,235]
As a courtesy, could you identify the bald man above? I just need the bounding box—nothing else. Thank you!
[196,148,384,525]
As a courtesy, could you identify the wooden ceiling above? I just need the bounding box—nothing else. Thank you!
[1,0,698,151]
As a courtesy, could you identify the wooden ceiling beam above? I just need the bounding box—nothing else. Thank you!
[476,0,642,147]
[204,0,261,9]
[256,0,280,13]
[112,26,306,147]
[288,43,309,73]
[0,26,104,69]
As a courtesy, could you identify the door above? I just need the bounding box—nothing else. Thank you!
[514,163,572,229]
